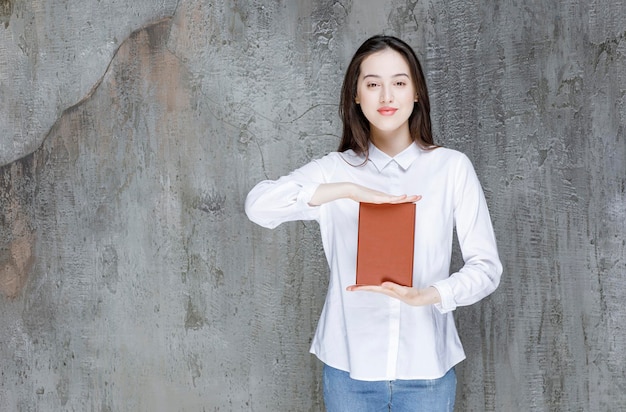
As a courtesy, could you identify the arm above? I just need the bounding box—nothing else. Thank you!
[245,156,420,228]
[347,282,441,306]
[430,154,502,313]
[309,182,420,206]
[245,159,327,229]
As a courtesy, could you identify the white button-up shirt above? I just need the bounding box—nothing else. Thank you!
[245,142,502,381]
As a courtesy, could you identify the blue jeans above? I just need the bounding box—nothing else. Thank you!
[323,364,456,412]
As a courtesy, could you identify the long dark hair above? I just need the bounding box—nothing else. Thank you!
[338,35,435,156]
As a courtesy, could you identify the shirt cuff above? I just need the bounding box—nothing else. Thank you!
[296,182,320,207]
[431,280,456,314]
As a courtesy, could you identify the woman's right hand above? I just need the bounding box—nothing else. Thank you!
[309,182,421,206]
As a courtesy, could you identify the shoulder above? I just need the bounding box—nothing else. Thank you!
[422,146,473,169]
[291,150,360,180]
[313,149,364,168]
[426,146,467,159]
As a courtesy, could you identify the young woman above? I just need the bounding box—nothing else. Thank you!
[245,35,502,411]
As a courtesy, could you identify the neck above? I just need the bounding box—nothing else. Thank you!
[369,126,412,157]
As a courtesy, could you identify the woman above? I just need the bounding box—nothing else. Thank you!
[245,35,502,411]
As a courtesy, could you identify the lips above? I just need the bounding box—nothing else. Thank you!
[377,107,398,116]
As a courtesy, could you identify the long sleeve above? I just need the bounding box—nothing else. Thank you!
[432,154,503,313]
[245,158,330,229]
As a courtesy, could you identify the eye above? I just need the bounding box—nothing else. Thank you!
[366,82,380,88]
[395,81,407,87]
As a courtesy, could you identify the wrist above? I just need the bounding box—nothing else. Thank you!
[344,182,357,201]
[423,286,442,305]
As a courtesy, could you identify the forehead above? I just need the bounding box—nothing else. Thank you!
[359,48,411,77]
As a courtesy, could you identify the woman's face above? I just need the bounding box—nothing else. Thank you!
[355,48,417,141]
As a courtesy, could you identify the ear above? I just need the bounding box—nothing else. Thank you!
[355,97,360,104]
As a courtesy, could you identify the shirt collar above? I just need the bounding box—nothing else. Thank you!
[368,142,421,172]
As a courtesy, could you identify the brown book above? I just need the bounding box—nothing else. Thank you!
[356,202,416,286]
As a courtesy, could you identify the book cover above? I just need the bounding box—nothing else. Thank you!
[355,202,416,287]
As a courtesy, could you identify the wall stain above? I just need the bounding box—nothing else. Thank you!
[99,245,119,294]
[194,189,226,213]
[187,352,202,387]
[0,156,37,299]
[184,297,206,330]
[0,225,35,299]
[593,30,626,69]
[0,0,12,29]
[211,264,225,288]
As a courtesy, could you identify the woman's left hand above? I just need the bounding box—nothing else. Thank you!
[346,283,442,307]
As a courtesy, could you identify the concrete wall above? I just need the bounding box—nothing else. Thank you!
[1,1,624,410]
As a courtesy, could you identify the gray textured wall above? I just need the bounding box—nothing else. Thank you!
[1,1,624,411]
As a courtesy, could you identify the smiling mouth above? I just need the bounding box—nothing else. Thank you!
[377,107,398,116]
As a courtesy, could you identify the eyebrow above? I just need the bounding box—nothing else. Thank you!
[362,73,410,79]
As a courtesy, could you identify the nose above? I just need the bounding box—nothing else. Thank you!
[379,86,393,103]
